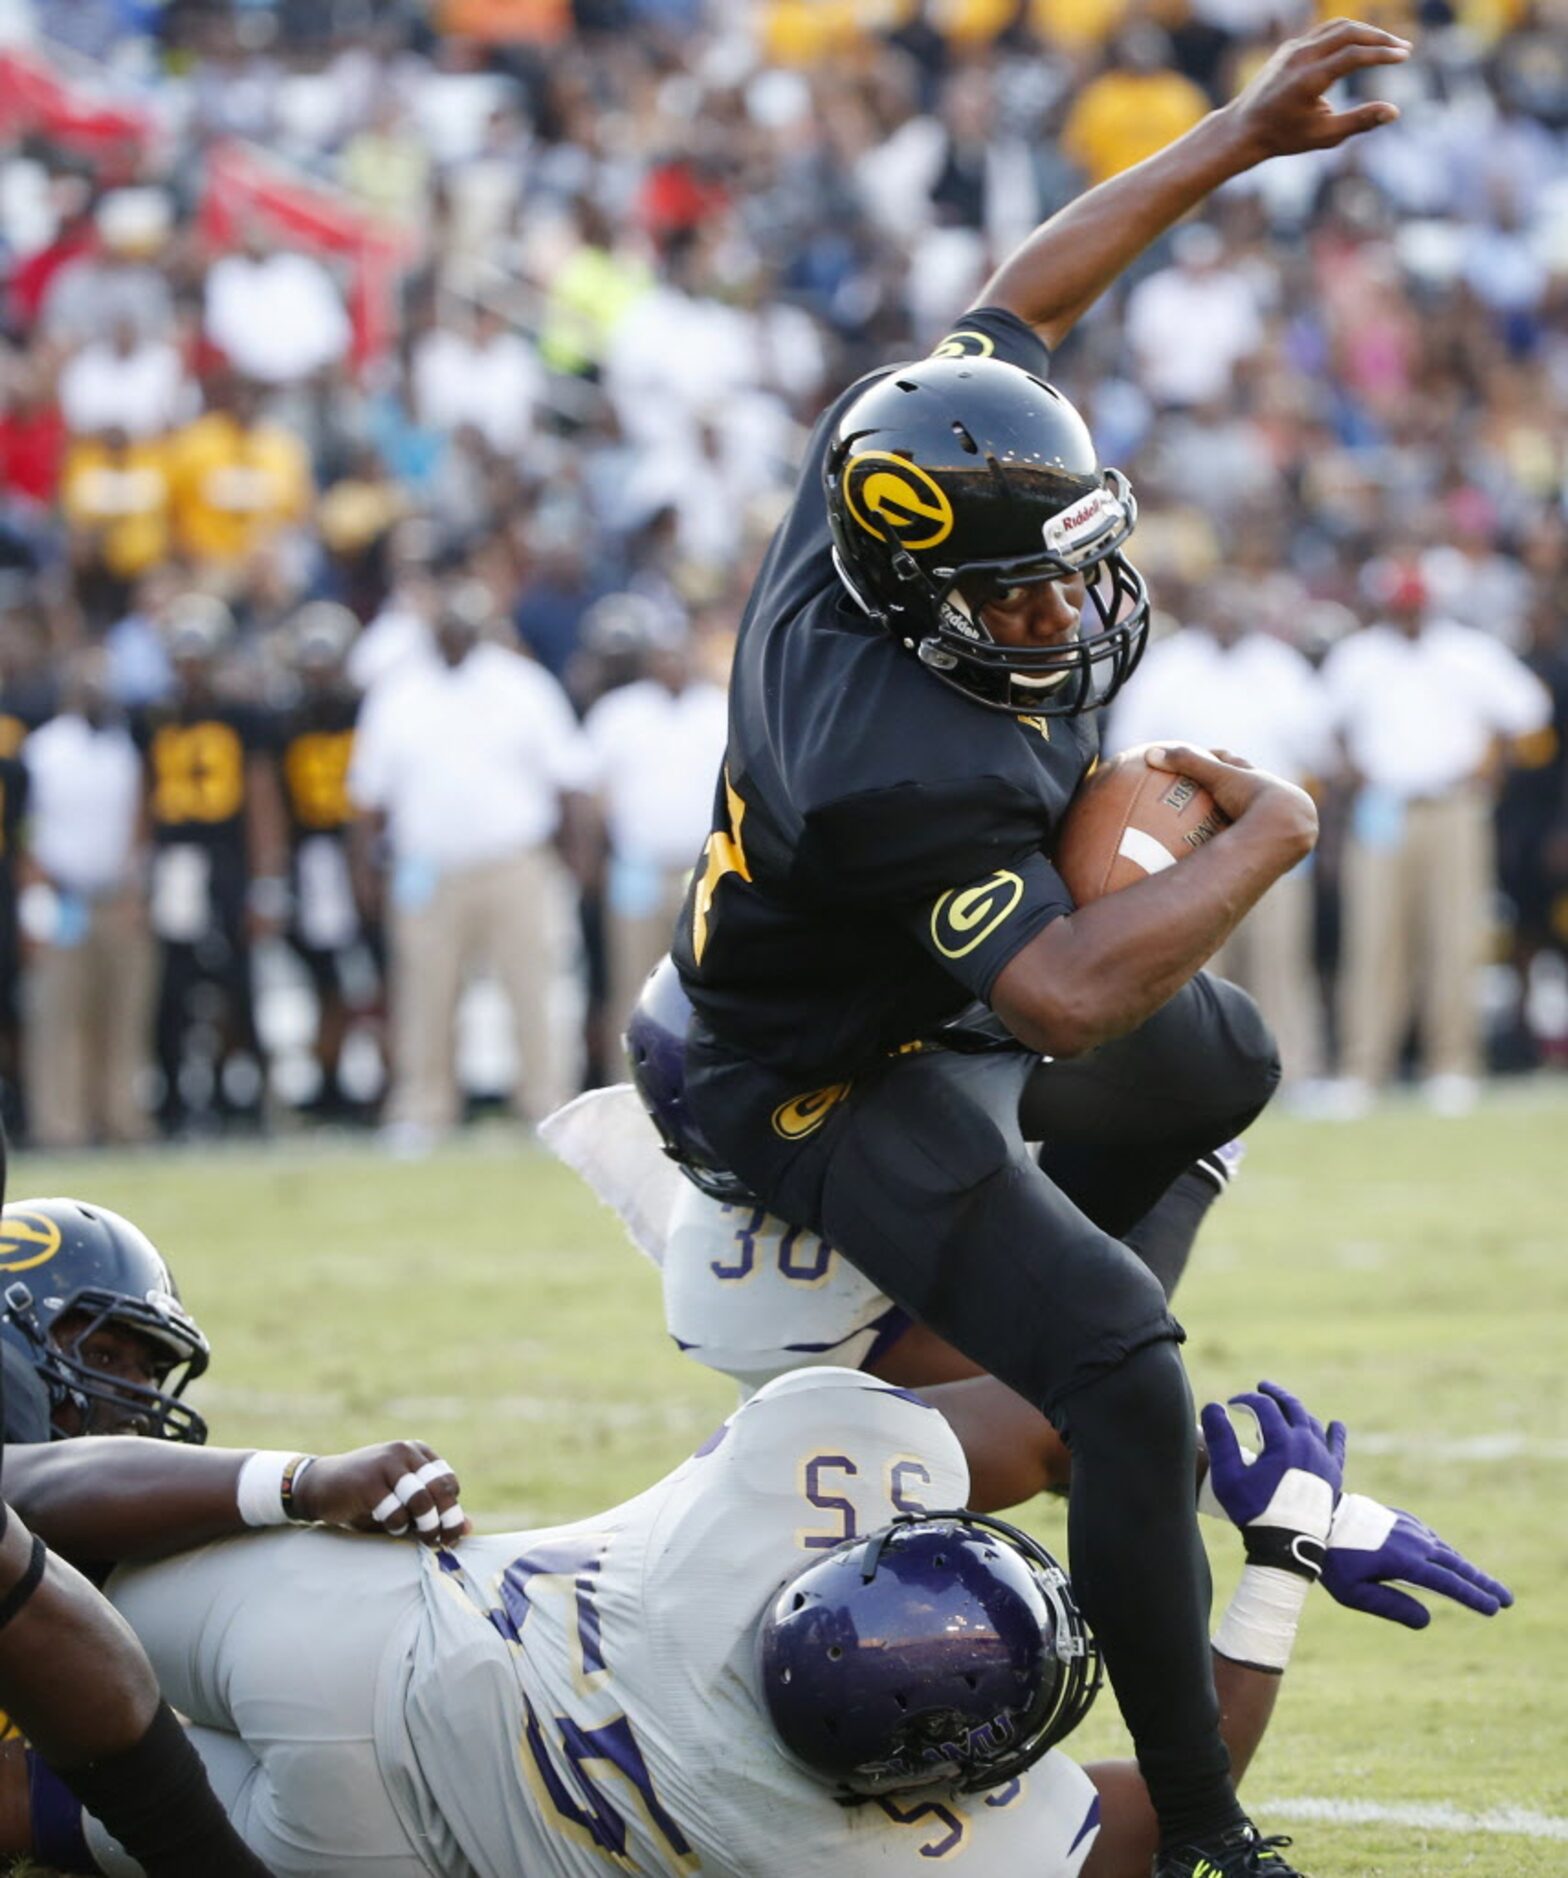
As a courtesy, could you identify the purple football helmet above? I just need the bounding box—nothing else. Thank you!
[756,1511,1100,1799]
[624,956,753,1203]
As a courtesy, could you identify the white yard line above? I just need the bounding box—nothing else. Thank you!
[1353,1433,1568,1462]
[1257,1799,1568,1841]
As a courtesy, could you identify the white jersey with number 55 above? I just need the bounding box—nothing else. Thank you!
[403,1368,1101,1877]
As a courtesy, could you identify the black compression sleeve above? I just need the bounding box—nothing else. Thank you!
[52,1700,273,1878]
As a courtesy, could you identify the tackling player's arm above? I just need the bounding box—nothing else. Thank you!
[2,1437,470,1562]
[993,746,1317,1056]
[984,20,1410,350]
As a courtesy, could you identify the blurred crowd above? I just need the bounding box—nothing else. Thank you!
[0,0,1566,1147]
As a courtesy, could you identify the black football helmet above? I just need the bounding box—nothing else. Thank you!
[0,1198,210,1443]
[824,355,1149,715]
[757,1511,1101,1800]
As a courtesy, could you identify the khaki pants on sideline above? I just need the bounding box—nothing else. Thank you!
[1338,787,1493,1086]
[605,864,691,1067]
[389,845,569,1131]
[1210,864,1322,1083]
[26,891,154,1148]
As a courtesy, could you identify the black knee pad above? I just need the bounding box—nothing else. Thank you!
[1200,976,1282,1126]
[1057,1335,1196,1467]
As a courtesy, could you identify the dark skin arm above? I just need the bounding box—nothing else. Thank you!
[555,786,600,892]
[243,751,288,937]
[995,746,1317,1057]
[983,20,1411,350]
[0,1508,158,1771]
[348,807,386,924]
[2,1437,471,1564]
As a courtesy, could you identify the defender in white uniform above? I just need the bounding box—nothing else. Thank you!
[542,1087,900,1393]
[7,1365,1509,1877]
[107,1370,1099,1878]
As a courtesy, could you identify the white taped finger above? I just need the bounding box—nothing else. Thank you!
[439,1505,467,1531]
[413,1506,440,1533]
[372,1490,403,1525]
[393,1471,426,1508]
[413,1458,454,1490]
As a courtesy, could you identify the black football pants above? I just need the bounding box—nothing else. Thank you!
[688,972,1280,1843]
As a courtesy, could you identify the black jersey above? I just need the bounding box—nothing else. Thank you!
[137,699,265,853]
[275,689,358,843]
[673,309,1096,1079]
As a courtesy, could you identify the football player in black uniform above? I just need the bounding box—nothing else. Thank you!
[671,24,1412,1878]
[137,596,284,1135]
[272,602,375,1119]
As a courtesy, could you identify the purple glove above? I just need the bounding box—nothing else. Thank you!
[1322,1494,1515,1630]
[1200,1381,1347,1578]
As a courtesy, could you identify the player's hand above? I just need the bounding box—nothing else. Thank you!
[1202,1380,1345,1578]
[1148,743,1318,857]
[1224,19,1411,165]
[292,1441,471,1546]
[1322,1492,1514,1630]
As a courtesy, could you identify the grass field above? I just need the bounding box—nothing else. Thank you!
[9,1084,1568,1877]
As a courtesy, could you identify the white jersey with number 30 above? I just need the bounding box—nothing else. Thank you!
[402,1369,1101,1878]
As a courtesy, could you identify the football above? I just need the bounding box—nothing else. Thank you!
[1054,744,1231,904]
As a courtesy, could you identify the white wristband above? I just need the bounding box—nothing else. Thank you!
[236,1451,298,1527]
[1212,1563,1312,1673]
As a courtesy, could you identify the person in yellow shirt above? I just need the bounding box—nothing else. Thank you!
[60,427,172,626]
[1032,0,1128,55]
[1062,26,1211,185]
[166,378,311,571]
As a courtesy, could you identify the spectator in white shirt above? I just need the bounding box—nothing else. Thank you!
[582,609,728,1053]
[1124,223,1266,410]
[349,584,594,1146]
[19,651,151,1148]
[412,304,542,457]
[1321,560,1552,1112]
[204,226,353,387]
[58,316,193,440]
[1110,575,1336,1085]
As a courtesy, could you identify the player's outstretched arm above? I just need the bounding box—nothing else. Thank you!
[983,19,1410,350]
[3,1436,470,1561]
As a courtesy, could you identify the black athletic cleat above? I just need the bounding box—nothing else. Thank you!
[1153,1822,1308,1878]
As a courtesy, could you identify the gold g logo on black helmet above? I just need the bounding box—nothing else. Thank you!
[0,1210,62,1275]
[842,452,955,552]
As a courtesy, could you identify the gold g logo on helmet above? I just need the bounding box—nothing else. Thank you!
[0,1210,63,1275]
[931,872,1025,959]
[842,452,955,552]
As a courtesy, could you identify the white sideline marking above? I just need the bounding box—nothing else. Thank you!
[1257,1798,1568,1841]
[1353,1433,1568,1462]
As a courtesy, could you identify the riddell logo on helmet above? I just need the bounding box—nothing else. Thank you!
[1043,489,1121,562]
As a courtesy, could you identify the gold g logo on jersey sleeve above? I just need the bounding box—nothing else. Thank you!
[931,871,1024,959]
[929,329,996,360]
[772,1082,853,1141]
[841,452,955,552]
[0,1210,63,1275]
